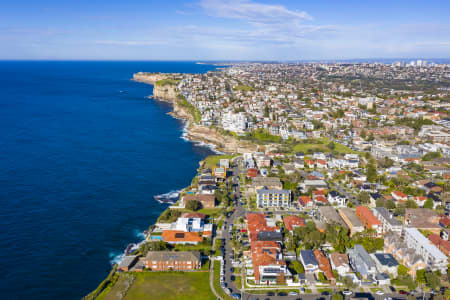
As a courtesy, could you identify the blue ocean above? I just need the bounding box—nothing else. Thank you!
[0,61,218,299]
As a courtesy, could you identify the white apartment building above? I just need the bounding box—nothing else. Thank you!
[403,227,447,273]
[256,188,290,208]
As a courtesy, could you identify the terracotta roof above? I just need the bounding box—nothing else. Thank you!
[329,252,349,268]
[283,215,305,232]
[314,250,334,280]
[251,241,285,282]
[314,196,328,203]
[356,206,381,227]
[161,230,203,243]
[298,196,312,206]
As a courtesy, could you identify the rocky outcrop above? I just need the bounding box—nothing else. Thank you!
[132,72,170,84]
[186,125,258,154]
[153,84,178,103]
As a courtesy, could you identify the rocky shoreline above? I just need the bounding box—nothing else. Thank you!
[133,72,259,154]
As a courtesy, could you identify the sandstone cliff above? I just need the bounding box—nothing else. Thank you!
[132,72,170,84]
[132,72,263,154]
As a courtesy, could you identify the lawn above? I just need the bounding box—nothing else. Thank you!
[114,271,216,300]
[292,137,356,155]
[154,78,180,86]
[203,154,237,169]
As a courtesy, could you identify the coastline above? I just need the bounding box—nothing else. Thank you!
[84,72,246,299]
[133,72,259,154]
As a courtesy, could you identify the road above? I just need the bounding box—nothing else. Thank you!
[217,158,413,300]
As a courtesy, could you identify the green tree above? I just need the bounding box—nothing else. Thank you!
[398,264,409,277]
[327,142,336,150]
[360,129,367,139]
[422,152,441,161]
[423,198,434,209]
[185,199,202,211]
[425,271,441,290]
[405,199,418,209]
[366,159,377,183]
[332,293,344,300]
[415,269,426,284]
[289,260,305,274]
[357,191,370,204]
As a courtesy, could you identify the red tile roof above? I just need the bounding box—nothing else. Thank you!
[161,230,203,243]
[283,215,305,232]
[356,206,381,228]
[314,250,334,281]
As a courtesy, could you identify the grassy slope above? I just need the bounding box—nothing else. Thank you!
[203,154,237,169]
[292,137,356,154]
[99,272,215,300]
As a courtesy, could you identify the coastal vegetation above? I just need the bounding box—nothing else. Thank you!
[176,94,201,123]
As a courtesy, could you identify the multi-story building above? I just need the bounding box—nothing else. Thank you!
[144,251,201,271]
[355,206,382,235]
[339,208,364,236]
[372,207,402,234]
[256,188,290,208]
[402,228,447,273]
[251,241,291,284]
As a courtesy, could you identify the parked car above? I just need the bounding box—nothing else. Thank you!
[231,293,241,299]
[342,290,353,296]
[399,290,408,295]
[288,291,299,296]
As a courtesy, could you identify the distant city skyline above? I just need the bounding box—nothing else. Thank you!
[1,0,450,60]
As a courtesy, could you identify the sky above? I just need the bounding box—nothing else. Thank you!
[1,0,450,60]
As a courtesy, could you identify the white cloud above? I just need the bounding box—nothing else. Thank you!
[199,0,312,23]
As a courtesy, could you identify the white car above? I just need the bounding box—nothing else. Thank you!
[376,291,384,296]
[342,290,353,296]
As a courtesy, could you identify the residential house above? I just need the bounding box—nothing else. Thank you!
[299,250,319,273]
[328,190,347,207]
[283,215,305,233]
[329,253,351,276]
[298,195,314,208]
[314,250,335,284]
[300,179,327,191]
[347,245,377,279]
[371,253,399,277]
[161,231,203,245]
[391,191,407,203]
[246,213,280,242]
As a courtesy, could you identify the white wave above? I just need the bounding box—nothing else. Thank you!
[153,189,181,204]
[110,230,147,265]
[194,140,225,154]
[109,252,124,265]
